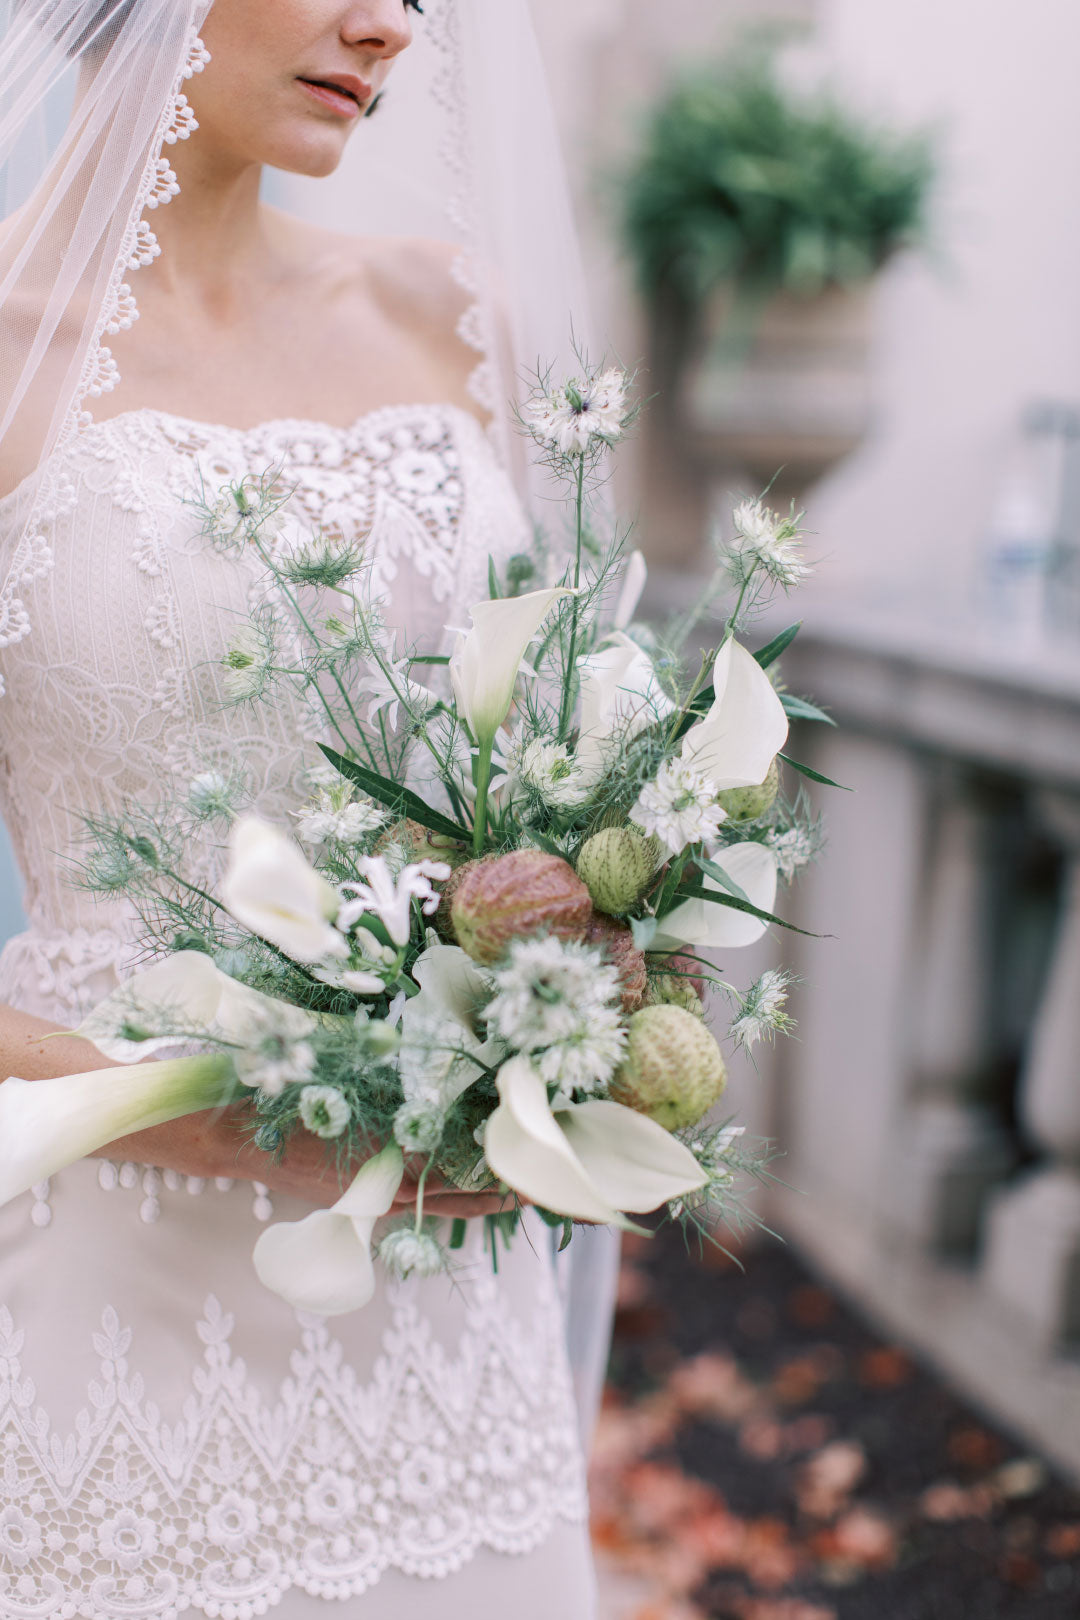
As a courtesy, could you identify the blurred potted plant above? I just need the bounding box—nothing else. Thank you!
[622,49,935,498]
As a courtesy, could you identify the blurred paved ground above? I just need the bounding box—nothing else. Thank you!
[590,1230,1080,1620]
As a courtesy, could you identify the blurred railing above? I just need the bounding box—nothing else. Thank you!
[759,605,1080,1478]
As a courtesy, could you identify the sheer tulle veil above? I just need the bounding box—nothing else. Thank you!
[0,0,619,1436]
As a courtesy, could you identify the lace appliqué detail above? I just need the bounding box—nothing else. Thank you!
[0,1283,586,1618]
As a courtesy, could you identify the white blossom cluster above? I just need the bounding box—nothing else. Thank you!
[299,1083,351,1139]
[523,366,630,456]
[633,757,726,854]
[728,968,796,1054]
[233,1001,318,1097]
[221,620,274,704]
[512,736,597,812]
[485,936,626,1094]
[725,498,812,591]
[766,823,818,883]
[294,782,387,850]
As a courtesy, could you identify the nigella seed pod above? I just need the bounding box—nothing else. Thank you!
[583,911,648,1013]
[716,757,780,822]
[610,1004,727,1131]
[451,850,592,966]
[576,828,659,917]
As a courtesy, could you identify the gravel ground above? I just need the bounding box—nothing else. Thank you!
[589,1228,1080,1620]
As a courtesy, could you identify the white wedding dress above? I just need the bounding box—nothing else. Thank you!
[0,402,594,1618]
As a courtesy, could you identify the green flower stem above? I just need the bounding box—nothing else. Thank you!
[558,456,588,742]
[724,558,761,642]
[251,538,380,771]
[471,733,494,856]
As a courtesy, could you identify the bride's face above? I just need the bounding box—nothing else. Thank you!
[193,0,416,177]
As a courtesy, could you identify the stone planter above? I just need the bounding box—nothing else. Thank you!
[681,282,875,505]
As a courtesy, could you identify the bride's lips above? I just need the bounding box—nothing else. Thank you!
[296,75,371,119]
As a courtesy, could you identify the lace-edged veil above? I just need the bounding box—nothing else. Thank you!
[0,0,618,1437]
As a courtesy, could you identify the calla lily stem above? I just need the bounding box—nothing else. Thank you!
[472,734,494,856]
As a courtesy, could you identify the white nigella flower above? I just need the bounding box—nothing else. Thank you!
[766,824,818,883]
[533,1013,627,1095]
[294,788,387,849]
[299,1083,351,1139]
[203,474,283,550]
[187,770,236,820]
[486,936,626,1094]
[392,1098,446,1154]
[378,1223,448,1282]
[221,621,274,704]
[727,498,812,590]
[232,1002,317,1097]
[514,737,596,811]
[729,968,796,1054]
[632,757,726,855]
[355,634,436,732]
[524,366,630,455]
[337,855,451,949]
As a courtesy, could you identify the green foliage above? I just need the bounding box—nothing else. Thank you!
[621,50,935,308]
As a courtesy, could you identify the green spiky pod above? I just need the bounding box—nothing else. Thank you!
[716,758,780,822]
[576,827,660,916]
[610,1004,727,1131]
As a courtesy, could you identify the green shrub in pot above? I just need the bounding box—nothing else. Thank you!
[622,50,935,313]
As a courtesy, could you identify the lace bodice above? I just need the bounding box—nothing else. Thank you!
[0,408,590,1620]
[0,401,527,1019]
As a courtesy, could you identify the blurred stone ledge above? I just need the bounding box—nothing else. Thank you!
[645,572,1080,1476]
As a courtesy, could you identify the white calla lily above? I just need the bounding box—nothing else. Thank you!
[222,814,345,964]
[612,549,648,631]
[448,588,572,743]
[0,1056,236,1207]
[252,1143,404,1315]
[75,950,307,1062]
[399,944,504,1109]
[576,632,676,778]
[484,1057,706,1225]
[680,637,788,790]
[652,841,780,952]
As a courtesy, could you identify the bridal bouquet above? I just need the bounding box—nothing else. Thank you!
[0,362,830,1315]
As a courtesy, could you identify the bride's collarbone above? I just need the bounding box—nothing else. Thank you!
[96,232,482,432]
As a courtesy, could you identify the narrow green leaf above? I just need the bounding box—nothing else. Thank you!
[559,1218,574,1252]
[696,855,752,903]
[667,882,820,937]
[449,1218,467,1250]
[318,745,474,842]
[781,693,835,726]
[754,622,801,669]
[488,555,501,600]
[778,752,852,790]
[407,653,452,666]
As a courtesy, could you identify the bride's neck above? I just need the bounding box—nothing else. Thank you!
[146,145,276,308]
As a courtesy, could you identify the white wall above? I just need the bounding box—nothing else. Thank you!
[806,0,1080,604]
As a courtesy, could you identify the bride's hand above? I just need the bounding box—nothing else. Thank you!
[126,1108,513,1221]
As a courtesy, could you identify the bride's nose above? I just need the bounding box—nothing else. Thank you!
[340,1,414,58]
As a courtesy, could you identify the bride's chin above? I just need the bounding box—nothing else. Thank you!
[260,126,352,180]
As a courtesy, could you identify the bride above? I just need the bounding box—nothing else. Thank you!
[0,1,616,1614]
